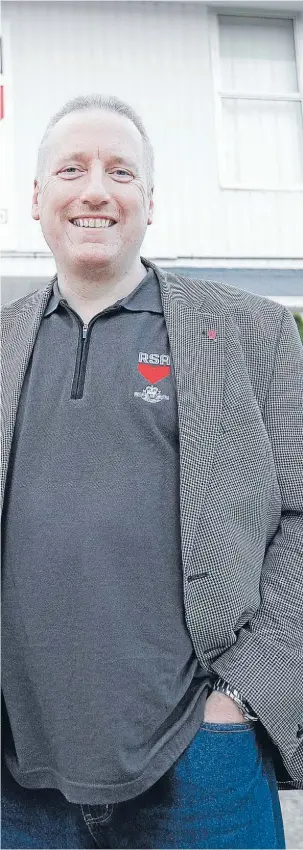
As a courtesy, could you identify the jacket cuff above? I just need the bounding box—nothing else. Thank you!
[210,627,301,760]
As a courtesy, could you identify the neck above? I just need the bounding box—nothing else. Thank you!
[56,257,147,324]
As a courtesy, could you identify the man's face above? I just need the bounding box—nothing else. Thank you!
[32,109,154,276]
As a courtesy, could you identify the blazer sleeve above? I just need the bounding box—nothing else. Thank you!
[210,307,303,768]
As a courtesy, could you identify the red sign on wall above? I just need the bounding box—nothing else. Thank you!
[0,85,4,121]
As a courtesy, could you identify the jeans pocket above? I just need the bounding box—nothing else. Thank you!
[183,719,260,793]
[200,720,256,732]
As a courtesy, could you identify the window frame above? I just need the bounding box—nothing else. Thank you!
[209,7,303,192]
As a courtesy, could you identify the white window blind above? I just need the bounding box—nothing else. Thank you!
[218,15,303,188]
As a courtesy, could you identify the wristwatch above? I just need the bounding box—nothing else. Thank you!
[211,677,259,722]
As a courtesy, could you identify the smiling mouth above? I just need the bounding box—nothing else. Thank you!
[70,217,116,229]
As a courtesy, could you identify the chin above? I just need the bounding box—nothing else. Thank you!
[73,249,115,266]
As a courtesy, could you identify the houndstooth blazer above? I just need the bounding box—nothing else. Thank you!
[1,256,303,791]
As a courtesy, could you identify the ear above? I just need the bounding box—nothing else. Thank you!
[147,190,154,226]
[32,179,40,220]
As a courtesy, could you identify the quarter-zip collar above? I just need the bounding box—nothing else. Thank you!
[43,265,163,319]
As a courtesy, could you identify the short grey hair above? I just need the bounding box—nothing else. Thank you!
[36,93,155,194]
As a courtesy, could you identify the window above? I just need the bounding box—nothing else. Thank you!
[211,14,303,190]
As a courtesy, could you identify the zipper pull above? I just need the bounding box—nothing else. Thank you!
[82,324,88,340]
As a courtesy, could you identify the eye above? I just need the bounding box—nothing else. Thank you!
[110,169,133,180]
[59,167,84,177]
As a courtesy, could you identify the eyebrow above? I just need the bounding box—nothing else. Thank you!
[55,152,138,170]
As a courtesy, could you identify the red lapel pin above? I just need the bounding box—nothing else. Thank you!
[207,329,216,340]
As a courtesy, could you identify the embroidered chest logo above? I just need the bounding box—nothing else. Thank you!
[134,352,170,403]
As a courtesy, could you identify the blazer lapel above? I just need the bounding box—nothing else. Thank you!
[1,284,53,513]
[156,265,226,575]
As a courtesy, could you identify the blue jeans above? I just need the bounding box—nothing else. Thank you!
[1,720,286,849]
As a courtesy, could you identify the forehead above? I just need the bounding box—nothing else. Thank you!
[45,109,144,165]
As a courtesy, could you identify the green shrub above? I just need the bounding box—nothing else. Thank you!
[293,313,303,343]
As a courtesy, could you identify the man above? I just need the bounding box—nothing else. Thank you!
[1,93,302,850]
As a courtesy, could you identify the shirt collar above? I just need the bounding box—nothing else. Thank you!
[43,267,163,318]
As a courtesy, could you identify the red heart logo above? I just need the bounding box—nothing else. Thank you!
[137,364,171,384]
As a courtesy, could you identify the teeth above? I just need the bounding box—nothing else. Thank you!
[72,218,115,228]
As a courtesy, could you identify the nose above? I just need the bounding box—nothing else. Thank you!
[79,163,111,205]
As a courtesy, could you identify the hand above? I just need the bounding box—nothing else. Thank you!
[204,691,247,723]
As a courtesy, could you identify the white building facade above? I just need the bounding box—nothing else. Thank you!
[1,0,303,308]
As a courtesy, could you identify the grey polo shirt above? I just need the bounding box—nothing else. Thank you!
[1,264,212,804]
